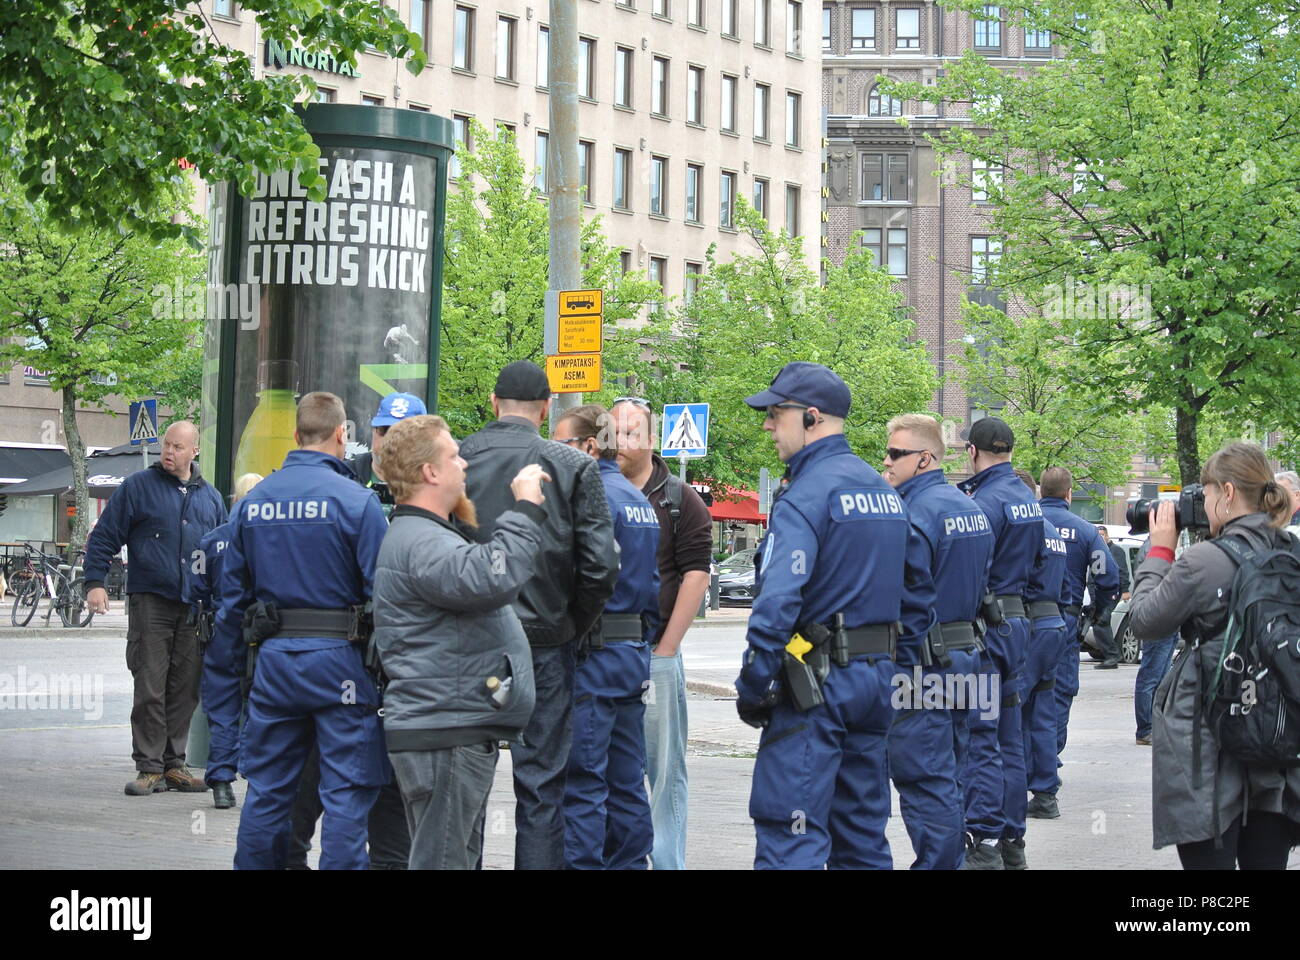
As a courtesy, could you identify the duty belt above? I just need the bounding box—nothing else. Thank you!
[273,608,354,639]
[827,621,898,663]
[997,594,1027,620]
[596,613,646,642]
[1063,604,1082,618]
[939,620,982,651]
[1028,601,1061,620]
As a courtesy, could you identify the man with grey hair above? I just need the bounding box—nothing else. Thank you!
[1274,471,1300,525]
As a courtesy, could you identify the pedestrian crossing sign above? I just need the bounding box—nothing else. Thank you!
[129,399,159,445]
[661,403,709,460]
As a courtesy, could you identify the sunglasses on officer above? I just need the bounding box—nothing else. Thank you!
[885,446,928,462]
[763,402,811,421]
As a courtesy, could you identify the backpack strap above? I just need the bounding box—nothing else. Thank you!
[660,475,684,538]
[1209,535,1257,569]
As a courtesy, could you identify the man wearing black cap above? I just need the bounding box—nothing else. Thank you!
[736,361,938,869]
[459,361,619,870]
[956,416,1041,869]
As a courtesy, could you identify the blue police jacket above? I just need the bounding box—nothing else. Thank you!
[1025,517,1068,609]
[896,468,993,624]
[215,450,389,650]
[183,521,230,611]
[84,463,227,602]
[957,461,1042,602]
[598,459,662,643]
[740,434,937,697]
[1038,497,1119,607]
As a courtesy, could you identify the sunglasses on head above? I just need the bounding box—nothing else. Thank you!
[612,397,651,408]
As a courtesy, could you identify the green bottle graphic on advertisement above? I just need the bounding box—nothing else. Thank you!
[233,360,300,478]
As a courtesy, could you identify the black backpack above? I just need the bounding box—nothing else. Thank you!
[1202,530,1300,767]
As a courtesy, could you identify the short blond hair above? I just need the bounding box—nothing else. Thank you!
[232,473,263,503]
[885,413,945,458]
[381,414,452,502]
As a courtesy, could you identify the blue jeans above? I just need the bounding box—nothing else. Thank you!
[1134,634,1177,739]
[512,643,577,870]
[645,651,689,870]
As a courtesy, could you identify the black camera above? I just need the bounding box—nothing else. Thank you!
[1126,483,1209,535]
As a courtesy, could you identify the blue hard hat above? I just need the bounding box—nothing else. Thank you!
[371,392,427,427]
[744,362,851,418]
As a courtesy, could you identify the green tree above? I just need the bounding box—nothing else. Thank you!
[1,1,425,243]
[889,0,1300,483]
[0,178,204,553]
[604,206,938,496]
[438,121,659,437]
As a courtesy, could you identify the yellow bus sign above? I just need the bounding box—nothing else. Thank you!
[546,353,602,394]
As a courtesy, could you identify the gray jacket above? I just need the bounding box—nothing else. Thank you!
[373,502,544,751]
[1129,512,1300,848]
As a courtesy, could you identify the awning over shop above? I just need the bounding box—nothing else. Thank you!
[708,488,767,527]
[0,444,71,487]
[1,442,161,497]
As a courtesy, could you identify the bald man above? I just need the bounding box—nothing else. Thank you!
[85,421,229,797]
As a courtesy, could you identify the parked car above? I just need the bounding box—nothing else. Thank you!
[716,548,757,607]
[1079,532,1146,664]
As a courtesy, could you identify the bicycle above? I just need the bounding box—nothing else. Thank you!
[10,543,94,628]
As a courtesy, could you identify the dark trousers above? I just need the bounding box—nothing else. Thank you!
[513,643,577,870]
[391,743,499,870]
[1092,601,1119,661]
[288,742,411,869]
[126,593,202,774]
[1176,812,1297,869]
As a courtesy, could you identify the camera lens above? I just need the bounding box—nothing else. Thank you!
[1126,499,1153,535]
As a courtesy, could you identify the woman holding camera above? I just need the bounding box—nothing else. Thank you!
[1128,441,1300,869]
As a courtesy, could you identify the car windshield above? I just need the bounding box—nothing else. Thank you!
[720,549,755,568]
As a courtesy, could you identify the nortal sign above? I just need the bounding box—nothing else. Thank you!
[265,39,362,77]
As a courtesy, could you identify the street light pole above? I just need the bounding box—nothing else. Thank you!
[545,0,582,435]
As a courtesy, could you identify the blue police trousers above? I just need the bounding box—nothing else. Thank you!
[963,616,1028,841]
[1055,614,1081,756]
[200,627,243,785]
[1022,618,1068,796]
[750,657,897,870]
[564,642,653,870]
[888,649,978,870]
[234,641,386,870]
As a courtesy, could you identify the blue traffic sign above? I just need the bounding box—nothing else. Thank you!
[129,399,159,445]
[661,403,709,459]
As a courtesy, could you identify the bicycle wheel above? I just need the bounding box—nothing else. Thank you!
[11,576,42,627]
[59,577,95,628]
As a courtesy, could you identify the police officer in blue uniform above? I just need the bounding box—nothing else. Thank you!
[736,363,937,870]
[1034,466,1119,817]
[956,417,1040,870]
[555,405,660,869]
[218,392,389,870]
[1014,469,1069,834]
[182,472,263,810]
[882,414,994,870]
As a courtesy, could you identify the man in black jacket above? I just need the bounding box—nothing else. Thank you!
[84,421,228,796]
[460,361,619,870]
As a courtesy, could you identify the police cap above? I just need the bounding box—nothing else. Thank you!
[744,362,851,418]
[961,416,1015,454]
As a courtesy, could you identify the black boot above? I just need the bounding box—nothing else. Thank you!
[1026,792,1060,819]
[999,837,1028,870]
[212,781,236,809]
[961,836,1005,870]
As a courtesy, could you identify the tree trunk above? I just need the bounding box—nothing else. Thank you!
[1174,399,1201,487]
[62,388,89,559]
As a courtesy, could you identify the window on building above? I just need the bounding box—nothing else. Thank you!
[614,148,631,208]
[579,37,596,98]
[895,8,919,49]
[649,256,667,314]
[785,91,801,146]
[496,16,516,80]
[534,131,549,193]
[408,102,430,111]
[786,184,800,235]
[454,6,474,70]
[852,8,875,48]
[620,250,633,274]
[654,0,670,16]
[687,65,704,123]
[722,0,738,36]
[686,163,702,222]
[864,227,908,275]
[578,140,593,201]
[822,8,832,50]
[754,83,771,139]
[652,57,669,115]
[617,0,635,8]
[685,262,703,302]
[786,1,802,54]
[615,46,633,107]
[753,177,769,219]
[971,157,1002,202]
[410,0,431,57]
[756,0,772,44]
[651,155,667,214]
[721,74,738,132]
[314,86,337,103]
[720,170,737,227]
[361,94,384,106]
[861,153,908,201]
[451,114,471,179]
[1025,26,1051,52]
[213,0,233,17]
[689,0,704,26]
[970,236,1002,284]
[537,25,549,87]
[497,121,516,141]
[867,84,902,116]
[974,5,1001,48]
